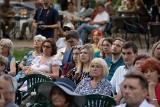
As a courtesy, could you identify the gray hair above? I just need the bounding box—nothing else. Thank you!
[34,34,46,42]
[0,39,14,55]
[1,74,17,92]
[90,58,109,78]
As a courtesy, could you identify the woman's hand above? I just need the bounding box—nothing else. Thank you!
[22,66,30,71]
[149,82,157,91]
[0,91,5,107]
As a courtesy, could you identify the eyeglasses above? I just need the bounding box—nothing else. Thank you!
[90,64,102,69]
[72,45,82,49]
[0,45,8,48]
[1,74,15,92]
[43,45,51,49]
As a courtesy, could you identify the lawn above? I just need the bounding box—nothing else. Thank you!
[13,48,33,61]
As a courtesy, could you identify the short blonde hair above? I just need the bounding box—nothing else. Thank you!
[0,39,14,55]
[0,55,8,67]
[90,58,109,78]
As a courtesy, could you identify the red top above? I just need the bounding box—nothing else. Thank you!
[155,83,160,105]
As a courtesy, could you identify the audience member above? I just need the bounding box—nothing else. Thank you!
[91,29,104,52]
[63,1,79,24]
[33,0,60,38]
[141,58,160,107]
[0,74,18,107]
[94,38,106,58]
[115,72,155,107]
[111,41,138,93]
[62,30,81,67]
[80,0,93,19]
[0,0,16,38]
[67,44,94,85]
[105,37,125,81]
[62,45,81,77]
[0,55,8,76]
[150,0,160,22]
[105,0,116,15]
[75,58,112,96]
[135,0,149,17]
[77,2,110,43]
[133,54,150,72]
[38,78,86,107]
[25,38,61,80]
[0,39,16,76]
[151,41,160,61]
[101,37,113,59]
[15,35,46,81]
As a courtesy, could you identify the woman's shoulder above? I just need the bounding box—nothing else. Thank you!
[100,78,112,86]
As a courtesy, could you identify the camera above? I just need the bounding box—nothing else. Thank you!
[37,21,45,29]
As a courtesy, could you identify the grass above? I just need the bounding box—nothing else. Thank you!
[13,48,33,61]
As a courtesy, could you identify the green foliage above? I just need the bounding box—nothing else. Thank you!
[13,48,33,61]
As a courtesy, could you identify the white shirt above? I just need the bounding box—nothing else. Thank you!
[115,99,155,107]
[110,65,135,93]
[92,11,110,31]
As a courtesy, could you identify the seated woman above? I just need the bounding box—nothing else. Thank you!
[0,39,16,76]
[151,41,160,62]
[67,44,94,85]
[0,55,8,76]
[38,78,86,107]
[101,37,113,59]
[94,38,105,58]
[141,58,160,107]
[25,38,62,80]
[15,35,46,81]
[133,54,150,72]
[75,58,112,96]
[91,29,104,53]
[62,45,81,77]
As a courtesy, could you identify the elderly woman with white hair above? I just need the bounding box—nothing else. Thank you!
[74,58,112,96]
[0,39,16,76]
[14,35,46,81]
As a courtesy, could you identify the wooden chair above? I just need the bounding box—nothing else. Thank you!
[83,94,116,107]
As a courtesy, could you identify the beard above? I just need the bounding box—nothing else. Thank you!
[112,51,121,55]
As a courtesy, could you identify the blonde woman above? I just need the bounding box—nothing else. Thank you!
[75,58,112,96]
[94,38,105,58]
[0,39,16,76]
[67,44,94,85]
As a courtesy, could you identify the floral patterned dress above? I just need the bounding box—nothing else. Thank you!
[75,77,112,96]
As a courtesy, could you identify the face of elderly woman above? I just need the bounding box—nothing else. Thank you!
[153,44,160,60]
[143,69,159,83]
[51,87,69,107]
[0,43,9,54]
[134,59,145,72]
[34,37,43,48]
[90,63,103,77]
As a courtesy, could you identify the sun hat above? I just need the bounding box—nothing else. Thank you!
[38,78,86,107]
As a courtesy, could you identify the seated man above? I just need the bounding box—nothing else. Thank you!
[0,74,18,107]
[0,0,16,39]
[77,2,110,43]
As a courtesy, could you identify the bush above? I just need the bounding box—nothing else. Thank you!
[13,48,33,61]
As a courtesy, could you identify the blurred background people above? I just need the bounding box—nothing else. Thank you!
[0,0,16,38]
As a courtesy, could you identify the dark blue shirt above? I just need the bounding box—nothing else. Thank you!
[34,7,60,38]
[105,56,124,81]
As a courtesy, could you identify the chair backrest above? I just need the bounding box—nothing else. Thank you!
[20,74,52,92]
[83,94,116,107]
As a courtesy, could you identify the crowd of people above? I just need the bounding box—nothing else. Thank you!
[0,0,160,107]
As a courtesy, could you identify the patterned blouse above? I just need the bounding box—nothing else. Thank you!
[74,77,112,96]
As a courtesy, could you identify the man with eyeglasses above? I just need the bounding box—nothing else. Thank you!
[0,74,18,107]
